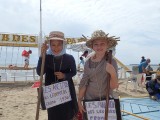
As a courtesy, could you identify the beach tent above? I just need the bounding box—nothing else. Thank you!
[67,41,91,52]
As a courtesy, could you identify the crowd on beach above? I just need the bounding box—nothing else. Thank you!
[138,56,160,100]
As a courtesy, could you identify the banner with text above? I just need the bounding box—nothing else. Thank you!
[43,81,72,109]
[0,33,87,47]
[85,100,117,120]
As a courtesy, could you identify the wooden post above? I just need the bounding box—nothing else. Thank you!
[105,50,112,120]
[14,72,16,82]
[33,68,36,80]
[121,110,149,120]
[25,72,27,81]
[35,42,46,120]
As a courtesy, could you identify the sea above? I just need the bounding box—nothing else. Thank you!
[0,46,159,82]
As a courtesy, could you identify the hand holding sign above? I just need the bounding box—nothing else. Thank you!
[78,100,86,114]
[54,72,65,80]
[43,81,72,109]
[85,100,117,120]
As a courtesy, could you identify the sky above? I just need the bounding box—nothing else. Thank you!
[0,0,160,65]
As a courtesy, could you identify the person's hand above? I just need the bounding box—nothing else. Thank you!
[54,72,65,80]
[41,42,48,56]
[78,100,86,114]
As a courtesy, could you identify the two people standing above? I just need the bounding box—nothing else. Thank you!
[37,30,120,120]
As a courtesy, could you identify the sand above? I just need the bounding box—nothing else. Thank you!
[0,79,149,120]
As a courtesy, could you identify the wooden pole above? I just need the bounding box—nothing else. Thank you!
[35,43,46,120]
[121,110,149,120]
[35,0,44,119]
[105,50,112,120]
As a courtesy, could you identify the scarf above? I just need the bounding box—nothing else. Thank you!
[46,41,66,57]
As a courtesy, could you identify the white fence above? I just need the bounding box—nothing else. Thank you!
[0,68,39,82]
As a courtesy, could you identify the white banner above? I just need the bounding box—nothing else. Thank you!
[0,33,87,46]
[85,100,117,120]
[43,81,72,109]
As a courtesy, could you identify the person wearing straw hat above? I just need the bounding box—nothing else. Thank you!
[78,30,121,119]
[36,31,78,120]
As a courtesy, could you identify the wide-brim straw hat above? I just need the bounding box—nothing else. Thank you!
[86,30,119,49]
[49,31,67,42]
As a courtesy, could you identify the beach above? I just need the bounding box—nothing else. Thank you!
[0,82,47,120]
[0,79,148,120]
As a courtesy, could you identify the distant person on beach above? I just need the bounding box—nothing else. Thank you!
[22,50,32,68]
[79,50,89,67]
[36,31,78,120]
[81,50,88,58]
[157,64,160,71]
[146,75,160,100]
[140,56,146,63]
[79,56,84,67]
[138,58,151,73]
[146,65,153,81]
[146,65,153,71]
[78,30,121,119]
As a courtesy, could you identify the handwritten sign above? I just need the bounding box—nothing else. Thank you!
[43,81,72,109]
[85,100,117,120]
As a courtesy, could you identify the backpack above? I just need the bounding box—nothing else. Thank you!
[22,50,29,57]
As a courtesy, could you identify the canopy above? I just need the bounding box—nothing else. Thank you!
[67,42,90,52]
[67,41,116,56]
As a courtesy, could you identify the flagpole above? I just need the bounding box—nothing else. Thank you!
[35,0,43,120]
[38,0,42,56]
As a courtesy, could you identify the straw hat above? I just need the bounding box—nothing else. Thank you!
[49,31,66,42]
[86,30,119,49]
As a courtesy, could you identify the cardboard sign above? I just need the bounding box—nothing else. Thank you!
[43,81,72,109]
[85,100,117,120]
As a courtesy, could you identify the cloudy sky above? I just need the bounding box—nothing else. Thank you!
[0,0,160,65]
